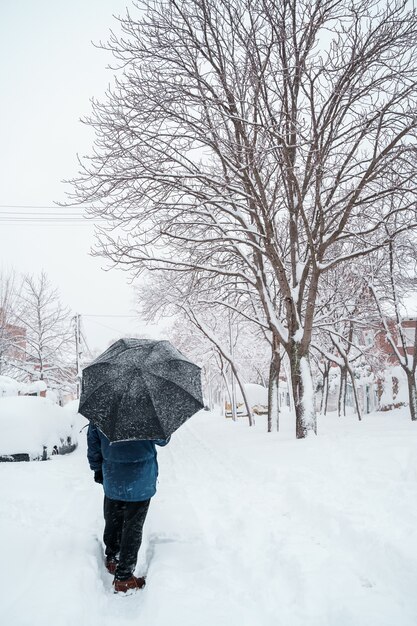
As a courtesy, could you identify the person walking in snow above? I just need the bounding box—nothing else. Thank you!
[87,422,170,593]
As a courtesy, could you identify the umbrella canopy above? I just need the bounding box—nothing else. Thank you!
[78,338,204,442]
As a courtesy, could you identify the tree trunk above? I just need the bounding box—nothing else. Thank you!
[268,338,281,433]
[220,365,233,419]
[319,362,330,415]
[347,365,362,421]
[406,371,417,421]
[230,362,254,427]
[324,373,330,416]
[288,343,317,439]
[342,370,348,416]
[338,367,347,417]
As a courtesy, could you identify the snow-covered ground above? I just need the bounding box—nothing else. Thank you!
[1,407,417,626]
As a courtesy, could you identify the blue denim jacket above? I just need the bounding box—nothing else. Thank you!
[87,423,169,502]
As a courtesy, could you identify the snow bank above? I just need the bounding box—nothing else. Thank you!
[0,375,47,398]
[0,396,77,458]
[235,383,268,405]
[0,375,20,397]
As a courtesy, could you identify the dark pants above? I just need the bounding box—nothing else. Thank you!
[103,496,150,581]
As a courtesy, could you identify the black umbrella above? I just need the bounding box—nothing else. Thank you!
[78,338,204,442]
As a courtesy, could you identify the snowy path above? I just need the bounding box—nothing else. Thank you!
[2,410,417,625]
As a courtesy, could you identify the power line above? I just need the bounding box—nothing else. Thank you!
[0,219,95,222]
[83,317,138,336]
[0,218,93,221]
[0,205,89,210]
[0,212,89,217]
[0,214,106,224]
[0,220,97,225]
[0,204,105,223]
[80,329,94,359]
[83,314,138,318]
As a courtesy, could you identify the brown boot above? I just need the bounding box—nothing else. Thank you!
[113,576,146,593]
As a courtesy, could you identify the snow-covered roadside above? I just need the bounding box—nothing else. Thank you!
[1,408,417,626]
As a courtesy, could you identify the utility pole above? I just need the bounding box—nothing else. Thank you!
[73,313,82,398]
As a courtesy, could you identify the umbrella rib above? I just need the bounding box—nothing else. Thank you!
[94,342,157,366]
[132,367,203,438]
[139,372,202,438]
[80,378,115,402]
[140,375,169,438]
[144,371,203,403]
[80,372,132,401]
[120,342,162,362]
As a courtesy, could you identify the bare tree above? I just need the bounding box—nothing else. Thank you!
[17,272,75,393]
[69,0,417,437]
[140,271,260,424]
[0,270,26,377]
[370,237,417,420]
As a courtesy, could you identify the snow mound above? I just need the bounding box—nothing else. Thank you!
[0,375,47,398]
[0,375,21,397]
[235,383,268,405]
[0,396,77,459]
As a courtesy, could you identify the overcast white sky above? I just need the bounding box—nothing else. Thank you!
[0,0,168,352]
